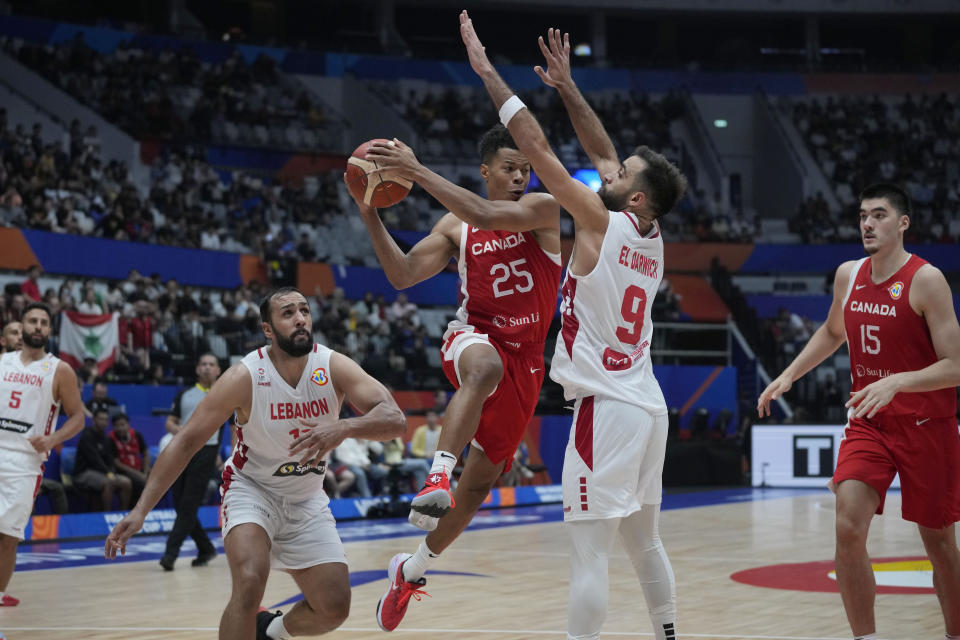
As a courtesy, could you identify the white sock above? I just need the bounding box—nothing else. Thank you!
[0,591,4,599]
[266,613,291,640]
[402,540,439,582]
[429,451,457,477]
[854,635,877,640]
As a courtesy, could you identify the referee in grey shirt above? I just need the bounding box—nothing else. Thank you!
[160,353,223,571]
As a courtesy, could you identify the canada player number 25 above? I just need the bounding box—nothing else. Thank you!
[490,259,533,298]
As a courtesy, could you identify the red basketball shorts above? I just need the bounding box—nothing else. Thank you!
[440,324,544,472]
[833,414,960,528]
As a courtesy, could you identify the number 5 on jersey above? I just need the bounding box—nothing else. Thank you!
[860,324,880,355]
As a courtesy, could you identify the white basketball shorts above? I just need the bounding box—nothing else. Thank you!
[0,466,41,539]
[221,473,346,570]
[561,394,668,522]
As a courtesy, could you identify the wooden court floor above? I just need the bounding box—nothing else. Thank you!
[0,490,948,640]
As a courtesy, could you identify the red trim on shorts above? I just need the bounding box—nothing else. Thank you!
[221,465,235,495]
[575,396,595,472]
[579,476,589,512]
[32,473,42,499]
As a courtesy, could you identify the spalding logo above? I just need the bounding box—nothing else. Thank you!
[273,461,326,477]
[888,281,904,300]
[311,367,328,386]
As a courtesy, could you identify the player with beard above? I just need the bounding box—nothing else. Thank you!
[348,124,562,631]
[759,183,960,640]
[0,321,22,353]
[106,287,407,640]
[0,303,84,606]
[461,17,687,640]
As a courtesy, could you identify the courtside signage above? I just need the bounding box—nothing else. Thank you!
[751,424,901,488]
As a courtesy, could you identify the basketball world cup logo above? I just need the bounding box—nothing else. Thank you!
[888,281,904,300]
[311,367,328,386]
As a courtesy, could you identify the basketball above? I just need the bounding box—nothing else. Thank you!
[345,139,413,208]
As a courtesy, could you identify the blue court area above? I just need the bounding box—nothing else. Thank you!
[15,487,822,575]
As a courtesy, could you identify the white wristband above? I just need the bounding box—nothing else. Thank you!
[498,95,526,126]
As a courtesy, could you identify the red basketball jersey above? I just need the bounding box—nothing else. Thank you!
[454,223,562,352]
[842,254,956,418]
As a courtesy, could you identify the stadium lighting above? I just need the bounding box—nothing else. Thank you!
[713,119,728,128]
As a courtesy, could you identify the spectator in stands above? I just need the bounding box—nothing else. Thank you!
[20,265,42,302]
[333,437,389,497]
[85,380,119,417]
[73,408,133,510]
[108,412,150,503]
[76,285,104,314]
[388,292,420,327]
[0,321,22,353]
[86,380,118,416]
[433,390,449,413]
[382,437,430,493]
[124,300,154,372]
[410,410,443,461]
[160,353,222,571]
[78,357,99,385]
[38,477,68,515]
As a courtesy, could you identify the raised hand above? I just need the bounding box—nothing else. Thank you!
[459,10,493,77]
[365,139,422,181]
[534,28,572,90]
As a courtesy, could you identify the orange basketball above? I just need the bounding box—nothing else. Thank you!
[345,139,412,208]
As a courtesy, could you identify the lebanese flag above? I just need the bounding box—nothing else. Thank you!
[59,312,119,375]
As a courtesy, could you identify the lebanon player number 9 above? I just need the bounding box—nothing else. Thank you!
[615,285,647,344]
[490,259,534,298]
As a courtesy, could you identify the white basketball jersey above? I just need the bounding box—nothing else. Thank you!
[222,344,340,504]
[550,212,667,414]
[0,351,61,466]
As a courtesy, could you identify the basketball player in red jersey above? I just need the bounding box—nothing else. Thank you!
[759,183,960,640]
[346,125,561,630]
[0,303,85,607]
[462,16,686,640]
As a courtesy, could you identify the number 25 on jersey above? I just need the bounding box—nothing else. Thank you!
[490,259,533,298]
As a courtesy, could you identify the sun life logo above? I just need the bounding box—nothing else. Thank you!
[311,367,328,386]
[888,281,904,300]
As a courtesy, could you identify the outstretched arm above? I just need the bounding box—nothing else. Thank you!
[757,261,854,417]
[366,139,559,233]
[459,10,608,234]
[105,363,250,558]
[345,176,458,289]
[534,28,619,177]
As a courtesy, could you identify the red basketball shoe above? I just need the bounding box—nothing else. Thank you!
[0,594,19,606]
[408,471,455,529]
[376,553,429,632]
